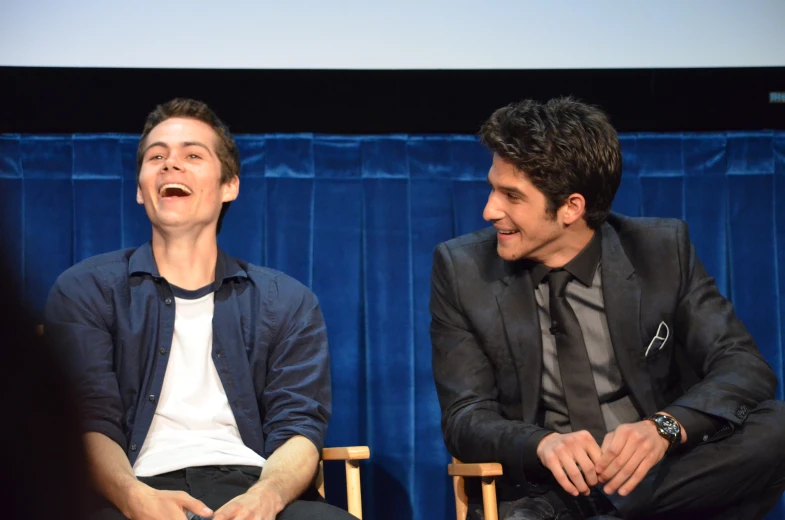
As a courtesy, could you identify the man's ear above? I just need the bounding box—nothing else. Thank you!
[136,185,144,205]
[560,193,586,226]
[222,175,239,203]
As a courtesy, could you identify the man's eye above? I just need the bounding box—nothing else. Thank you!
[187,154,201,159]
[148,154,164,161]
[506,192,520,201]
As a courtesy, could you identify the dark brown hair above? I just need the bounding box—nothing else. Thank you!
[479,97,622,229]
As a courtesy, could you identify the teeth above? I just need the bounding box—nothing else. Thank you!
[159,183,193,196]
[499,230,516,234]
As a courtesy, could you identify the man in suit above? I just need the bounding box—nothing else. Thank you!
[430,97,785,519]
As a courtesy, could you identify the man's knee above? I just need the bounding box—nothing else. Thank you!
[745,400,785,463]
[278,500,357,520]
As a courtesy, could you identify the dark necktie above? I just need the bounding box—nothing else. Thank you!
[547,269,606,441]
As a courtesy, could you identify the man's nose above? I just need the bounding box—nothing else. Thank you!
[163,154,183,171]
[483,193,503,222]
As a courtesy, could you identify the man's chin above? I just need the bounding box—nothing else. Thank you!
[496,243,526,262]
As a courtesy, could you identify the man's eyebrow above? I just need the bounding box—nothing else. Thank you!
[142,141,168,156]
[182,141,214,156]
[487,177,527,198]
[142,141,214,157]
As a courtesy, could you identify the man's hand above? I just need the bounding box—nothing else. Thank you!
[212,486,283,520]
[595,420,670,496]
[536,431,602,496]
[125,485,213,520]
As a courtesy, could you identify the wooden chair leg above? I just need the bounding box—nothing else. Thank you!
[345,460,362,519]
[454,473,468,520]
[481,477,498,520]
[316,461,325,498]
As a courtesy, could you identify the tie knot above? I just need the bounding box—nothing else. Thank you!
[547,269,573,297]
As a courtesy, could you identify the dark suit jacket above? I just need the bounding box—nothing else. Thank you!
[430,214,777,497]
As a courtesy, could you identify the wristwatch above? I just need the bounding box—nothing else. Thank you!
[646,413,681,453]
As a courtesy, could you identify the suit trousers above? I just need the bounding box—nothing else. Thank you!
[88,465,355,520]
[471,400,785,520]
[610,399,785,519]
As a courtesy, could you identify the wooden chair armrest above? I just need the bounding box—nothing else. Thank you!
[321,446,371,461]
[448,462,504,478]
[318,447,369,519]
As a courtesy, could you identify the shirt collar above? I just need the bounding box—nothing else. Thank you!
[529,229,602,287]
[128,241,250,287]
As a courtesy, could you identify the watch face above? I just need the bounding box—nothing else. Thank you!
[659,416,680,436]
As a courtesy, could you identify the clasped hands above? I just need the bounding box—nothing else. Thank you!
[536,420,671,498]
[124,482,282,520]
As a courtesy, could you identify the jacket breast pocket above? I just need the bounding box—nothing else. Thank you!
[644,321,670,360]
[643,321,683,407]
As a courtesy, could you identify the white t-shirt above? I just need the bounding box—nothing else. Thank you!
[133,289,266,477]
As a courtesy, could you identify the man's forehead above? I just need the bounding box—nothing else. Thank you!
[147,117,218,146]
[488,162,530,183]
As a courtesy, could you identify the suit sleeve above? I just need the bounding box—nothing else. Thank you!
[667,222,777,435]
[430,243,552,484]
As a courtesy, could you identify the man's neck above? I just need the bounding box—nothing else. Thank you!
[151,228,218,290]
[539,226,596,269]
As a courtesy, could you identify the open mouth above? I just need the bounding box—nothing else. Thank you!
[497,229,518,235]
[159,183,193,198]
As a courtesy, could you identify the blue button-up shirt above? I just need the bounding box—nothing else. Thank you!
[45,242,331,466]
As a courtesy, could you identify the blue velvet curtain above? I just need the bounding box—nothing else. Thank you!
[1,132,783,520]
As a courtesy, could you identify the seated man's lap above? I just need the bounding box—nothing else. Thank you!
[465,401,785,520]
[278,500,358,520]
[88,465,355,520]
[610,399,785,517]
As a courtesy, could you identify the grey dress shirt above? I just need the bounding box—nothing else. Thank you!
[529,230,723,443]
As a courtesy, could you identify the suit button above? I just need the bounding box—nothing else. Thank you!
[165,297,172,306]
[130,444,137,451]
[735,409,746,419]
[702,434,709,442]
[149,394,156,402]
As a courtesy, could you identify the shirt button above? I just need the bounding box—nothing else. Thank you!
[159,348,167,355]
[164,297,172,306]
[149,394,156,402]
[130,444,137,451]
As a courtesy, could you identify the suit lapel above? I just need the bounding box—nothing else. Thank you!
[496,266,542,423]
[601,223,657,415]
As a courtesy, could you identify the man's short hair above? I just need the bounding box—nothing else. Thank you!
[136,98,240,234]
[479,97,622,229]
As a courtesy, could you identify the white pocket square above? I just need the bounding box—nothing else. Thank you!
[645,321,670,357]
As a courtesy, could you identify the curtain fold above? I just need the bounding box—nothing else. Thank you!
[1,131,783,520]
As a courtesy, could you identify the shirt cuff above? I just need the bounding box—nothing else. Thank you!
[264,426,325,458]
[662,405,727,449]
[521,428,556,482]
[83,419,127,452]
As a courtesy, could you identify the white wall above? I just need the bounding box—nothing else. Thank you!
[2,0,784,69]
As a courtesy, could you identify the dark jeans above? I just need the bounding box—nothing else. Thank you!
[89,465,356,520]
[470,400,785,520]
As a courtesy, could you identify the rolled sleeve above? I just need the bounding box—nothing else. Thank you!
[262,275,331,457]
[44,267,126,450]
